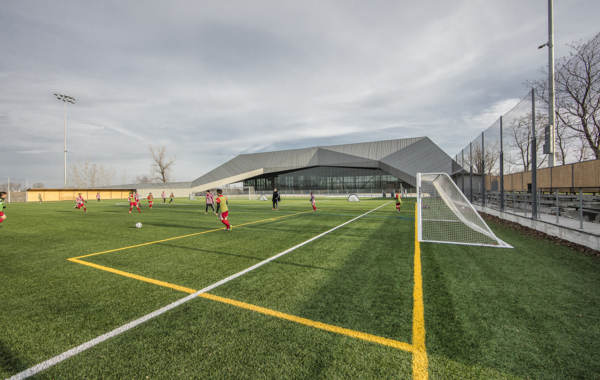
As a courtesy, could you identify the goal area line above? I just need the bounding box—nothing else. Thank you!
[71,258,416,353]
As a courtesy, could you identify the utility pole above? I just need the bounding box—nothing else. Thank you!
[54,93,76,186]
[539,0,556,167]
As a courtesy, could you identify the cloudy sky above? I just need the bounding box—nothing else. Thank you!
[2,0,598,186]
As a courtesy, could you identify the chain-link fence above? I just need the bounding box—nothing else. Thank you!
[454,89,598,230]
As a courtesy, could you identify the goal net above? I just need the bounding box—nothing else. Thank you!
[347,194,360,202]
[417,173,511,248]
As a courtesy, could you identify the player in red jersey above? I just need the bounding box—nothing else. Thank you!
[310,192,317,212]
[395,190,402,212]
[128,191,141,214]
[75,193,87,213]
[0,192,7,224]
[147,192,154,209]
[215,189,231,231]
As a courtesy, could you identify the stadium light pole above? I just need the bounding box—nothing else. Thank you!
[53,93,76,186]
[538,0,556,167]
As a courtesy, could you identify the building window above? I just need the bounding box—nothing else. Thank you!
[243,166,410,193]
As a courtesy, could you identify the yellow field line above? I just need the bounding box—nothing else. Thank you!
[68,258,198,294]
[68,257,413,354]
[72,211,309,260]
[199,293,414,353]
[412,203,428,380]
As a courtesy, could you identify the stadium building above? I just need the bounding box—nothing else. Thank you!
[25,137,457,201]
[190,137,455,194]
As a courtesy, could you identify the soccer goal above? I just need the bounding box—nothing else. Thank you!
[347,194,360,202]
[417,173,512,248]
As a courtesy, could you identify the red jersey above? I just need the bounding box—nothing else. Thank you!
[76,196,85,205]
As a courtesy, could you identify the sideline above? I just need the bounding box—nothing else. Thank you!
[412,203,428,380]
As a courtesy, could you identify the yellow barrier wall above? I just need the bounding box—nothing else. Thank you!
[27,189,134,202]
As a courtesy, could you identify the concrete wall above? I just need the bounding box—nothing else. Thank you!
[6,192,26,203]
[475,205,600,251]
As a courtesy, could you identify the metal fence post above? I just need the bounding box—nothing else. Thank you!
[461,150,465,194]
[469,142,473,203]
[555,190,559,224]
[579,189,584,229]
[481,132,486,207]
[531,88,538,220]
[500,116,505,212]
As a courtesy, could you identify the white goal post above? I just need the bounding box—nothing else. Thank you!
[417,173,512,248]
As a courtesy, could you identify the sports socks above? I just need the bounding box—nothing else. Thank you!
[221,219,231,229]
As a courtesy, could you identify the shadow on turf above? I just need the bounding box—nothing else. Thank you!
[157,243,336,272]
[141,216,310,230]
[420,251,477,364]
[0,340,26,374]
[290,218,415,341]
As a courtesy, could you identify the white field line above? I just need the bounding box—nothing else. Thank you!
[8,201,391,380]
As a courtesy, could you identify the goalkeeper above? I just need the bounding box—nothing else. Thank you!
[395,190,402,212]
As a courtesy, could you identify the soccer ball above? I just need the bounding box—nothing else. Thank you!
[135,222,143,229]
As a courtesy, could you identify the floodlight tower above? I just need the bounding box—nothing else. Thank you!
[54,93,76,186]
[538,0,556,167]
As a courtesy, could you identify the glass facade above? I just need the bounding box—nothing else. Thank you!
[243,166,412,194]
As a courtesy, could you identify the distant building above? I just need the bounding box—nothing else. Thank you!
[191,137,455,194]
[24,137,458,201]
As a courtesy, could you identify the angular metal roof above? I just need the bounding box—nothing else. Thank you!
[191,137,454,190]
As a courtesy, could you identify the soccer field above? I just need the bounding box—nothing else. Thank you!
[1,198,599,379]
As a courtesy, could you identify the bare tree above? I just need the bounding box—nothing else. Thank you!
[555,33,600,158]
[0,182,25,191]
[531,78,572,165]
[506,113,548,172]
[136,175,155,184]
[576,133,594,162]
[472,142,500,175]
[150,146,175,183]
[528,33,600,163]
[70,162,115,187]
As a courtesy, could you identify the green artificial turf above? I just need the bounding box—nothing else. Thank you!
[1,197,599,379]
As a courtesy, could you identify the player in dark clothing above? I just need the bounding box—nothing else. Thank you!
[272,188,280,210]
